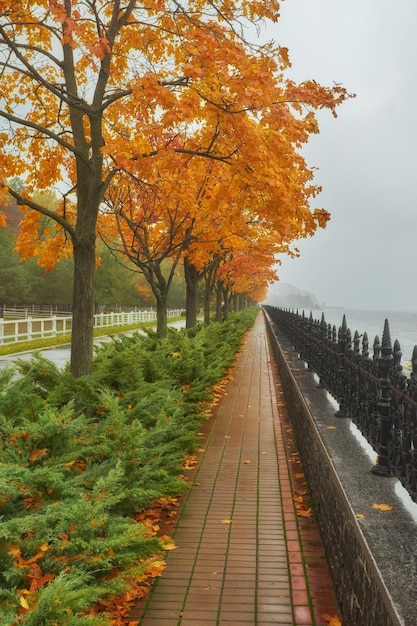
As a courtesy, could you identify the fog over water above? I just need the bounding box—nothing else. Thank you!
[263,0,417,313]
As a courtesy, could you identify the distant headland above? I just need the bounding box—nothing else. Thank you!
[263,282,320,310]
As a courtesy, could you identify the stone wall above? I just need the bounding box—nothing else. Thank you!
[264,311,417,626]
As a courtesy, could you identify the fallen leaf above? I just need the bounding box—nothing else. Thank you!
[327,426,337,430]
[356,513,365,519]
[183,456,197,470]
[220,519,232,524]
[243,459,251,464]
[19,596,30,609]
[323,614,342,626]
[145,560,166,577]
[295,503,313,518]
[372,503,394,512]
[161,538,176,551]
[29,448,48,461]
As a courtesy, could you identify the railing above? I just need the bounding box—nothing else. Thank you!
[0,304,72,318]
[0,309,184,345]
[264,305,417,503]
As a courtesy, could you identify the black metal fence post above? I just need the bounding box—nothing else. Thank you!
[335,315,348,418]
[316,313,327,389]
[371,319,394,477]
[263,305,417,501]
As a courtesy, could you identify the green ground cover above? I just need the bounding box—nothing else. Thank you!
[0,308,257,625]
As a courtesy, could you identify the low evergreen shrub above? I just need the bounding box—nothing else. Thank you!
[0,307,257,624]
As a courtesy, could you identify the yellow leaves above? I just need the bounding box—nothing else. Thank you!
[356,502,395,519]
[19,595,30,609]
[295,503,313,518]
[7,545,21,559]
[8,542,54,604]
[182,455,197,470]
[144,559,166,578]
[1,0,352,330]
[160,537,176,551]
[372,503,395,512]
[220,519,232,524]
[28,448,48,462]
[314,208,331,229]
[323,615,342,626]
[278,46,291,69]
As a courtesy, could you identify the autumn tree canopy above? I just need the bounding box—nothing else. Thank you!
[0,0,352,376]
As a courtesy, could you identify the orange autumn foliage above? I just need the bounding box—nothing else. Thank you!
[0,1,353,374]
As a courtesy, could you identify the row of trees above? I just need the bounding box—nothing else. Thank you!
[0,1,352,377]
[0,200,186,309]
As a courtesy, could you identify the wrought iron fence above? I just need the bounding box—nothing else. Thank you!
[264,305,417,503]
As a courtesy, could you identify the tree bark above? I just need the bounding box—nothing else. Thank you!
[70,236,96,378]
[215,280,223,322]
[203,275,211,325]
[155,293,168,338]
[184,257,199,329]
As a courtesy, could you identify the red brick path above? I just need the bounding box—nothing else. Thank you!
[131,313,341,625]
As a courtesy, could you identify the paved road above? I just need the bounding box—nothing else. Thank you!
[0,320,187,371]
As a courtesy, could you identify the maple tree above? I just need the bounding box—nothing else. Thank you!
[0,0,352,376]
[99,160,197,338]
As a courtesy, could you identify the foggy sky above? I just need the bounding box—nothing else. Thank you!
[263,0,417,312]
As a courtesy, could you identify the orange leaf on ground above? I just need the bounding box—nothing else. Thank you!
[145,560,166,577]
[295,503,313,518]
[372,503,394,511]
[323,614,342,626]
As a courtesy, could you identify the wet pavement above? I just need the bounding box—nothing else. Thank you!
[131,313,340,625]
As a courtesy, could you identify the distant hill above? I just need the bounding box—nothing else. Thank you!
[263,282,320,310]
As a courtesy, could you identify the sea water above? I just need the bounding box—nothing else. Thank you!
[301,308,417,368]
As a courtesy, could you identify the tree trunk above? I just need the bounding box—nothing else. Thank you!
[155,293,168,338]
[70,237,96,378]
[184,257,199,329]
[203,274,212,325]
[215,280,223,322]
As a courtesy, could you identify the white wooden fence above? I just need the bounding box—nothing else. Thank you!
[0,309,184,345]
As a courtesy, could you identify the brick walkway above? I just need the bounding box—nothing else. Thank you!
[131,313,340,625]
